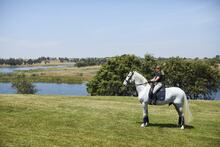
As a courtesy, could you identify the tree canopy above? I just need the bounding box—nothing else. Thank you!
[87,55,142,96]
[87,54,220,99]
[163,57,220,99]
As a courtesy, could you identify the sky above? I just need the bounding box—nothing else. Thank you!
[0,0,220,58]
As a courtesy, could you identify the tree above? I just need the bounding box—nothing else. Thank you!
[163,57,220,99]
[27,59,34,65]
[87,54,142,96]
[141,54,157,79]
[75,58,107,67]
[87,55,220,99]
[206,55,220,67]
[12,74,37,94]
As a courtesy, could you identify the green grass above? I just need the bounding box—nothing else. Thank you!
[0,65,100,83]
[0,94,220,147]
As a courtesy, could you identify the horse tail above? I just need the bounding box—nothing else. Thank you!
[183,93,193,125]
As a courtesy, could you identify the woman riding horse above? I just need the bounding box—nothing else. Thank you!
[149,65,165,105]
[123,71,192,129]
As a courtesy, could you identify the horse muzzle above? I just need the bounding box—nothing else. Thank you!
[123,80,128,86]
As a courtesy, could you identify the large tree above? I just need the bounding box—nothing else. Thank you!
[87,54,142,96]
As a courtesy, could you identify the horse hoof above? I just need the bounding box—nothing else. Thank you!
[181,126,184,130]
[141,123,147,127]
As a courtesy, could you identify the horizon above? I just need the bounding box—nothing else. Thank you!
[1,0,220,58]
[0,54,219,60]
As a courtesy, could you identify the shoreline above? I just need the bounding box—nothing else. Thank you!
[0,62,75,68]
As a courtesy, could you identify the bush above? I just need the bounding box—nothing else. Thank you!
[12,74,37,94]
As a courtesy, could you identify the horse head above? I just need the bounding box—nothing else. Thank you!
[123,71,135,86]
[123,71,148,86]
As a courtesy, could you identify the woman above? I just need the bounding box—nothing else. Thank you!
[149,65,164,104]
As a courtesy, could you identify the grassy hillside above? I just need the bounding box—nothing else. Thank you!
[0,94,219,147]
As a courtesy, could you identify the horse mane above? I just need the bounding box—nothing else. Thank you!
[134,71,148,83]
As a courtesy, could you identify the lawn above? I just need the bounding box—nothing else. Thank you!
[0,94,219,147]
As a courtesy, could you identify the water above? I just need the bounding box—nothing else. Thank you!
[0,65,66,73]
[0,65,89,96]
[212,90,220,100]
[0,83,16,93]
[0,83,88,96]
[0,82,219,99]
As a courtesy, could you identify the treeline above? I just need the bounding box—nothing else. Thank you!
[87,54,220,100]
[1,56,219,67]
[0,57,108,66]
[0,57,53,66]
[75,58,108,67]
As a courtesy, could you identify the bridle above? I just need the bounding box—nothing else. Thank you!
[125,72,134,83]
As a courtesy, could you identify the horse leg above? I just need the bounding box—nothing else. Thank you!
[141,102,149,127]
[174,103,185,129]
[173,104,181,126]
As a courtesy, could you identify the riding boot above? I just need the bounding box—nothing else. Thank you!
[152,95,157,105]
[148,89,153,104]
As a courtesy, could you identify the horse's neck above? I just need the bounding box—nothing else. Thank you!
[134,72,147,84]
[133,72,151,102]
[134,72,150,92]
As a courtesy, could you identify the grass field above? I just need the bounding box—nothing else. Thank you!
[0,94,220,147]
[0,65,100,83]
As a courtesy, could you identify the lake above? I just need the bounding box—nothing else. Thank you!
[0,65,67,73]
[0,83,89,96]
[0,82,219,99]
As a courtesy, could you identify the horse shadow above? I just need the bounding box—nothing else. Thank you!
[136,122,194,129]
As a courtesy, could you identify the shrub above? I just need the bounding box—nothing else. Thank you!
[12,74,37,94]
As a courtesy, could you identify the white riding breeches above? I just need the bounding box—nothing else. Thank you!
[153,82,162,94]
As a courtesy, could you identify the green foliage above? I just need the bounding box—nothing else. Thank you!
[163,57,220,99]
[88,55,220,99]
[75,58,107,67]
[204,55,220,66]
[141,54,157,79]
[87,54,142,96]
[11,74,37,94]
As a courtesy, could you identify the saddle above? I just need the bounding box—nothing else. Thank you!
[149,85,166,105]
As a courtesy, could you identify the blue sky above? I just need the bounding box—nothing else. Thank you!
[0,0,219,58]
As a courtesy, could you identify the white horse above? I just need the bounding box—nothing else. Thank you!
[123,71,192,129]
